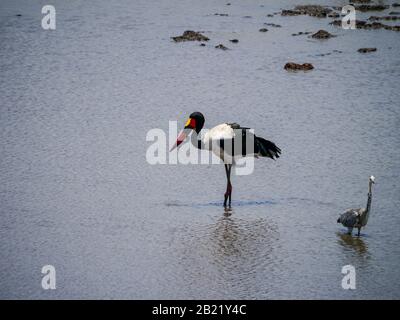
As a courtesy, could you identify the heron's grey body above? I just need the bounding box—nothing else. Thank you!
[337,176,374,236]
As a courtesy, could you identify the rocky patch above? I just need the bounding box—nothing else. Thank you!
[172,30,209,42]
[354,4,389,12]
[311,29,335,39]
[264,23,282,28]
[330,19,400,31]
[284,62,314,71]
[358,47,377,53]
[328,12,340,18]
[292,31,312,36]
[368,15,400,21]
[282,5,332,18]
[215,44,229,50]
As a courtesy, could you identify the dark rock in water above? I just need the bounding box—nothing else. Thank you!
[368,15,400,21]
[266,14,274,17]
[389,11,400,15]
[316,52,332,57]
[16,14,22,17]
[330,19,400,31]
[355,4,389,12]
[281,9,302,16]
[292,31,312,36]
[172,30,210,42]
[200,43,206,47]
[243,16,252,18]
[393,3,400,7]
[284,62,314,71]
[330,20,341,26]
[264,23,281,28]
[215,44,229,50]
[358,47,377,53]
[333,50,343,53]
[259,28,268,32]
[229,39,239,43]
[282,5,332,18]
[328,12,340,18]
[226,2,231,5]
[311,29,335,39]
[215,13,229,16]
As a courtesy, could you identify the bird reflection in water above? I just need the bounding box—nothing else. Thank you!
[210,210,279,263]
[337,232,368,256]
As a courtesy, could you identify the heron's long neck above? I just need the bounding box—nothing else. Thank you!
[366,182,372,213]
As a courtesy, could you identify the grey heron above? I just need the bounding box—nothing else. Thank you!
[337,175,376,236]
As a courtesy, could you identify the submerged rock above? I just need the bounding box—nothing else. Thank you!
[259,28,268,32]
[368,15,400,21]
[284,62,314,71]
[214,13,229,16]
[282,5,332,18]
[281,9,302,16]
[389,11,400,15]
[355,4,389,12]
[291,31,312,36]
[172,30,209,42]
[328,12,340,18]
[358,47,377,53]
[264,23,281,28]
[330,19,400,31]
[215,44,229,50]
[311,29,335,39]
[229,39,239,43]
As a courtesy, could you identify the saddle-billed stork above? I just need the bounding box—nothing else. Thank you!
[170,112,281,207]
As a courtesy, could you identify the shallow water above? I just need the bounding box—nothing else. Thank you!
[0,0,399,299]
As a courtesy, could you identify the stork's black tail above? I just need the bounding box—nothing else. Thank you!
[255,136,281,160]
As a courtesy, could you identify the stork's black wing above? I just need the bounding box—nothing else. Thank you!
[217,123,281,159]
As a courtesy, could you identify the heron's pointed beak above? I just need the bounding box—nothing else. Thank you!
[170,129,190,151]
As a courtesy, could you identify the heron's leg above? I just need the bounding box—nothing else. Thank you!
[347,227,353,235]
[357,227,361,237]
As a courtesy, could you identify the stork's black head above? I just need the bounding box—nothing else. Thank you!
[186,111,205,134]
[170,112,205,151]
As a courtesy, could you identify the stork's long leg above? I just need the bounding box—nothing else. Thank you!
[223,164,232,207]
